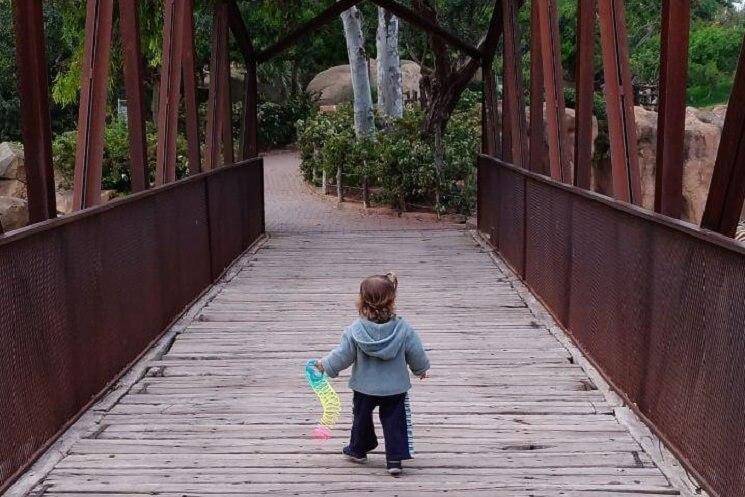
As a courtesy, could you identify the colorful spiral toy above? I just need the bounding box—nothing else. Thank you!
[305,359,342,440]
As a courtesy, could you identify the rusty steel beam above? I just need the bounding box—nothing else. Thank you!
[529,1,546,174]
[73,0,114,210]
[12,0,57,222]
[501,0,528,167]
[598,0,641,204]
[368,0,481,60]
[119,0,148,192]
[655,0,690,218]
[256,0,363,63]
[227,0,258,159]
[536,0,571,182]
[482,59,500,157]
[574,0,595,189]
[701,39,745,237]
[155,0,186,185]
[182,0,202,175]
[205,0,230,170]
[220,33,234,166]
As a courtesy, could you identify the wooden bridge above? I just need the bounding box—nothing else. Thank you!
[2,1,745,497]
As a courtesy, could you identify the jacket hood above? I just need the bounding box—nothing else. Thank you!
[349,317,407,360]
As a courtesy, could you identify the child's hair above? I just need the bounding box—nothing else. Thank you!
[357,272,398,323]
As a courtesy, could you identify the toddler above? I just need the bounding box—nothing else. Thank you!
[316,272,430,477]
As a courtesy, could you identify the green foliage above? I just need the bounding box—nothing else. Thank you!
[53,119,188,193]
[296,98,481,215]
[258,92,317,150]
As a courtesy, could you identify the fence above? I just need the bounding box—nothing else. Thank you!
[0,158,264,491]
[478,155,745,497]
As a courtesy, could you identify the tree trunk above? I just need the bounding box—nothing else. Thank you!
[362,173,369,208]
[376,7,403,119]
[433,122,445,216]
[340,6,375,137]
[336,165,343,204]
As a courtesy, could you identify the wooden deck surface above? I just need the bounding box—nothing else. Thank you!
[27,228,681,496]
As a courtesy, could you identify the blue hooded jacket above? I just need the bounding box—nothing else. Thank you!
[321,316,430,396]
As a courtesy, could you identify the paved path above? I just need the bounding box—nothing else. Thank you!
[22,152,680,495]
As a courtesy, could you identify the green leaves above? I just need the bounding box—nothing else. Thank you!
[296,96,481,215]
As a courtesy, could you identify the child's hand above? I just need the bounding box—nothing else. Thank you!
[418,371,427,380]
[315,360,325,373]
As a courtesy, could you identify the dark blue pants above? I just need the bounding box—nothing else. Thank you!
[348,391,413,462]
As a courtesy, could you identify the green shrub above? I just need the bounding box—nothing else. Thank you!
[258,92,317,150]
[53,119,189,194]
[296,99,481,215]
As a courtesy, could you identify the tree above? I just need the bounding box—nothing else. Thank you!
[340,5,374,204]
[376,7,403,119]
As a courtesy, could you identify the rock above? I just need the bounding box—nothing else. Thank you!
[0,196,29,231]
[307,59,422,106]
[525,105,599,173]
[594,105,723,224]
[55,189,117,215]
[0,142,27,199]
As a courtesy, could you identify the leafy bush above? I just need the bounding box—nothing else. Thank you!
[296,99,481,215]
[258,92,317,150]
[53,119,189,193]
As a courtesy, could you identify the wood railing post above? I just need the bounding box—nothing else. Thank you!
[205,0,230,170]
[528,1,547,174]
[182,0,202,175]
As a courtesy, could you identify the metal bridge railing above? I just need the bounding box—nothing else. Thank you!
[478,155,745,497]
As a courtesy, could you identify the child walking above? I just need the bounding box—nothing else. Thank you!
[315,272,430,476]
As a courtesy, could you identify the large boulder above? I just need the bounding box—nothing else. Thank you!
[307,59,422,106]
[0,142,27,199]
[0,196,28,231]
[594,106,723,224]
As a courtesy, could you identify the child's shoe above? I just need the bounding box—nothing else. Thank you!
[386,460,402,476]
[342,446,367,463]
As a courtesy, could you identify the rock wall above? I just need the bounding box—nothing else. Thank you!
[594,105,726,224]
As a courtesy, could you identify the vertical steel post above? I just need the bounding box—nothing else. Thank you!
[482,57,499,157]
[12,0,57,222]
[598,0,641,204]
[73,0,114,210]
[655,0,690,218]
[536,0,571,182]
[155,0,185,186]
[701,39,745,237]
[574,0,595,189]
[205,1,230,170]
[220,33,234,165]
[182,0,202,175]
[529,1,546,174]
[501,0,528,167]
[119,0,148,192]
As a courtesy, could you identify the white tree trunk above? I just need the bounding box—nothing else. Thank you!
[376,7,403,119]
[340,6,375,137]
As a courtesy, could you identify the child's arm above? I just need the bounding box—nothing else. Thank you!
[317,330,356,378]
[405,327,430,379]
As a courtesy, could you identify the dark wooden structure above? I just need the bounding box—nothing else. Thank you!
[2,1,745,497]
